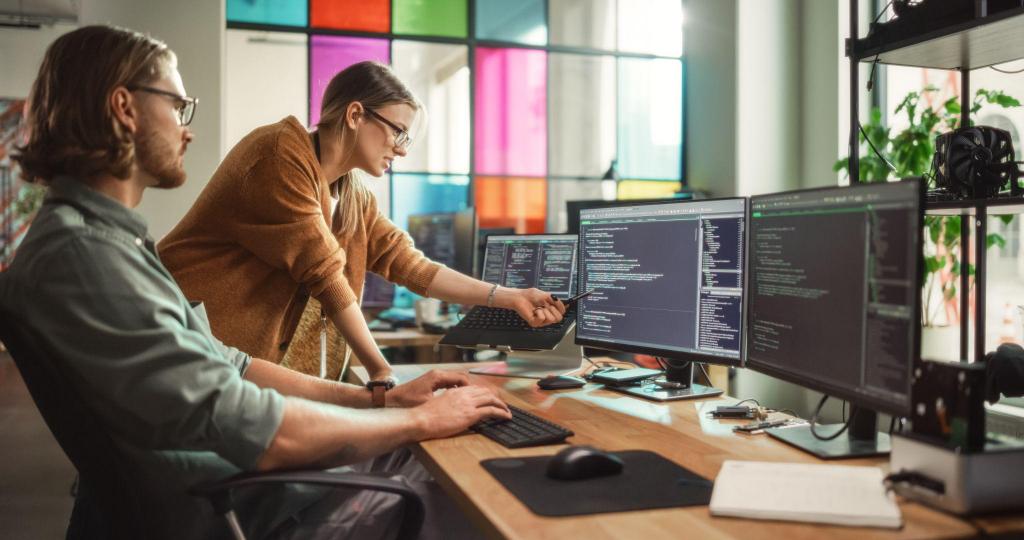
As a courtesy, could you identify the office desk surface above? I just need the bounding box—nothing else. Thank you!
[354,363,1024,539]
[370,329,444,348]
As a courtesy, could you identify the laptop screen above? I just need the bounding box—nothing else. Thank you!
[480,235,578,297]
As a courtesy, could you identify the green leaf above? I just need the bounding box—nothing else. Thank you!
[945,284,958,300]
[987,233,1006,249]
[998,215,1015,225]
[996,94,1022,108]
[924,256,944,274]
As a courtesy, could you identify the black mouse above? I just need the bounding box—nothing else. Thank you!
[546,445,624,481]
[537,375,586,390]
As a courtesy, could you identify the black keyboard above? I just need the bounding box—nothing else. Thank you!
[458,307,575,333]
[471,405,574,448]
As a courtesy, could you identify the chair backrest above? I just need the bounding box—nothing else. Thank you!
[0,307,147,539]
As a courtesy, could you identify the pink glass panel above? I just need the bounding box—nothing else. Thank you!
[310,36,390,126]
[474,47,547,177]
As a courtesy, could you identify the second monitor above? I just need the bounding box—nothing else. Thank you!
[576,198,747,401]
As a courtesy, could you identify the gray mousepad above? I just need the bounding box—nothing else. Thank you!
[480,450,713,517]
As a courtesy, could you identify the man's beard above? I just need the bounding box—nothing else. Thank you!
[136,126,186,189]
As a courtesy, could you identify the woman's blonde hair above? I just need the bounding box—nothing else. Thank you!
[15,25,175,183]
[316,61,420,233]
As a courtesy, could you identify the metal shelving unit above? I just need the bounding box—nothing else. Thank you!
[846,0,1024,362]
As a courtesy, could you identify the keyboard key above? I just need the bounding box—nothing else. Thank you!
[471,405,574,448]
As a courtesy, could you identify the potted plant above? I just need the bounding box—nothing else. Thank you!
[836,87,1021,360]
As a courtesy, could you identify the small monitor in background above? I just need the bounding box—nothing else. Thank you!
[745,179,923,459]
[361,272,395,309]
[407,208,478,276]
[575,197,747,401]
[476,227,515,277]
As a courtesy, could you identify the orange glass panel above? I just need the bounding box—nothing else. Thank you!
[311,0,389,32]
[474,177,547,234]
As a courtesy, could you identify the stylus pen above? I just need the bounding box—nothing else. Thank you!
[560,289,596,307]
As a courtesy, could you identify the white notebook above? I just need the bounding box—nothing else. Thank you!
[709,460,902,529]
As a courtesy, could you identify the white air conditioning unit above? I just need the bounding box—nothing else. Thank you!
[0,0,78,27]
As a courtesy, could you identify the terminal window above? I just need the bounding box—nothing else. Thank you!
[481,237,577,296]
[747,184,918,410]
[577,199,745,359]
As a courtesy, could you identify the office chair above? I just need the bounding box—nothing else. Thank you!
[0,306,424,540]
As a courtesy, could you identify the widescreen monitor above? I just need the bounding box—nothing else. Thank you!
[745,179,923,458]
[575,198,747,401]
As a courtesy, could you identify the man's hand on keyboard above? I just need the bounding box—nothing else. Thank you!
[388,369,469,407]
[496,287,567,328]
[413,386,512,440]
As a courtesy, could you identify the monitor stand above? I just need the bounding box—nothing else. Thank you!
[609,360,723,402]
[469,329,584,379]
[766,405,890,459]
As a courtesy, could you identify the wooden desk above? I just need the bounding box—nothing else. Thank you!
[354,363,1024,539]
[370,329,460,364]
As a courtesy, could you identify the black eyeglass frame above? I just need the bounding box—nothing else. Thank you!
[365,108,412,150]
[126,85,198,126]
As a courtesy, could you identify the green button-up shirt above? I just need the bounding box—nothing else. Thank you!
[0,177,316,538]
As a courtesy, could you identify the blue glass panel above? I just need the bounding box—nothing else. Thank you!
[391,174,471,231]
[475,0,547,45]
[617,58,683,180]
[227,0,307,27]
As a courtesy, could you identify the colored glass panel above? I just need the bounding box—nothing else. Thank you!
[311,0,389,32]
[549,53,616,178]
[617,180,681,200]
[391,174,470,231]
[394,0,467,38]
[475,0,547,45]
[391,41,471,174]
[225,30,308,151]
[474,47,547,177]
[546,178,610,233]
[618,0,683,57]
[617,57,682,180]
[475,177,547,234]
[309,36,389,126]
[227,0,306,26]
[549,0,615,50]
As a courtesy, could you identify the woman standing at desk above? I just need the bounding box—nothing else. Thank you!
[158,61,564,383]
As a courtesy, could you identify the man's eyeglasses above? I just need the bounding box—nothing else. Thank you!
[127,86,198,126]
[365,108,412,150]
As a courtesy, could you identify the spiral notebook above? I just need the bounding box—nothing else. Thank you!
[709,461,902,529]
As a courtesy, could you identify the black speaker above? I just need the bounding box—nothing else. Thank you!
[933,126,1021,198]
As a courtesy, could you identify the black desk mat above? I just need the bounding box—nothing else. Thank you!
[480,450,712,517]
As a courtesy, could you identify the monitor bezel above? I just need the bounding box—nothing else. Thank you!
[573,196,749,369]
[743,179,924,418]
[566,197,689,235]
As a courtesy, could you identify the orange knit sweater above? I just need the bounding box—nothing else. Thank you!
[159,116,441,363]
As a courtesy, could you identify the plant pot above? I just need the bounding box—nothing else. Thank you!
[921,325,962,362]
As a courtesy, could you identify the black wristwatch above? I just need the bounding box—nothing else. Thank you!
[366,379,396,408]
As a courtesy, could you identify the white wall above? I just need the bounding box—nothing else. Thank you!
[0,22,76,99]
[78,0,225,240]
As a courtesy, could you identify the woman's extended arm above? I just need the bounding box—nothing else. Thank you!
[426,266,565,326]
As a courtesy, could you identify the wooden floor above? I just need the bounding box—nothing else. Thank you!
[0,352,76,539]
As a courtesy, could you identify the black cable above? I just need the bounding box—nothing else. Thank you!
[809,394,855,441]
[990,64,1024,74]
[889,415,896,435]
[842,400,847,423]
[866,55,880,91]
[734,398,761,408]
[859,123,898,173]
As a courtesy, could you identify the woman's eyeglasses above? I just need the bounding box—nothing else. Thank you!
[365,108,412,150]
[127,86,198,126]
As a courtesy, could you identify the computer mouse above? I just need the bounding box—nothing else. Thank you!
[545,445,624,481]
[537,375,586,390]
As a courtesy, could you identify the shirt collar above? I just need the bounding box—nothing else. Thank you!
[47,176,150,240]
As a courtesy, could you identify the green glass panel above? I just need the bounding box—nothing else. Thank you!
[394,0,468,38]
[227,0,307,27]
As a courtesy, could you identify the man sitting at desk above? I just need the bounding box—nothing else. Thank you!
[3,24,509,539]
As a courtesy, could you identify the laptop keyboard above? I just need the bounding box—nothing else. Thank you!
[458,307,574,333]
[472,405,574,448]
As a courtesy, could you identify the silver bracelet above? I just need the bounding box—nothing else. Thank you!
[486,283,499,308]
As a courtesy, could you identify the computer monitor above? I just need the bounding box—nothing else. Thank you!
[475,227,515,278]
[407,208,477,276]
[575,198,747,401]
[361,272,395,309]
[565,194,695,235]
[745,179,923,459]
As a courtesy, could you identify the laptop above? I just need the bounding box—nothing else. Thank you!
[440,234,578,351]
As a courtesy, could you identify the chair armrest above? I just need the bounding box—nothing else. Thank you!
[189,470,424,540]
